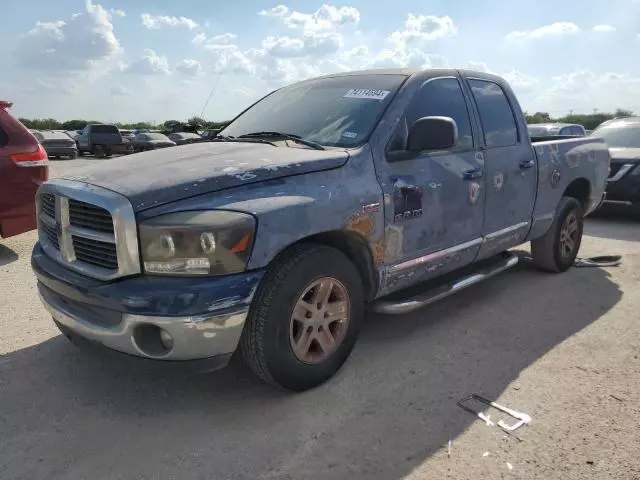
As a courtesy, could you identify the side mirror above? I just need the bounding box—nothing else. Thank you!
[407,116,458,153]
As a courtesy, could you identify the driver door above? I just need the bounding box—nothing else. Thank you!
[375,76,485,293]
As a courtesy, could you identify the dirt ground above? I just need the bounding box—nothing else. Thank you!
[0,160,638,479]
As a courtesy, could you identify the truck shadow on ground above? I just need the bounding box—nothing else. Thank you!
[0,243,19,267]
[1,260,622,480]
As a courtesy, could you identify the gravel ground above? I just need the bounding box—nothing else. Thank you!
[1,160,639,480]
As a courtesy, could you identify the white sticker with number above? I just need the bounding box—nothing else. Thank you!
[344,88,390,100]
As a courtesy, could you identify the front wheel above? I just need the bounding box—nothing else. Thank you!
[531,197,584,272]
[241,244,364,391]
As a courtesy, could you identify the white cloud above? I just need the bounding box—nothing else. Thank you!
[111,85,130,95]
[505,22,580,41]
[15,0,121,72]
[175,59,202,77]
[259,4,360,32]
[123,49,170,75]
[110,8,125,17]
[366,48,447,70]
[141,14,198,30]
[192,32,206,44]
[532,70,640,113]
[258,5,289,17]
[208,33,238,44]
[389,13,457,50]
[592,24,616,33]
[262,31,343,57]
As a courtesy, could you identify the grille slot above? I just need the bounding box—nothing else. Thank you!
[69,199,114,234]
[41,193,56,218]
[72,236,118,270]
[41,222,59,249]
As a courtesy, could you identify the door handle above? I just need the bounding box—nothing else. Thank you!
[519,159,535,169]
[462,168,483,180]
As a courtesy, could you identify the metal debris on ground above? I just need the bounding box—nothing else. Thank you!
[456,394,532,435]
[573,255,622,268]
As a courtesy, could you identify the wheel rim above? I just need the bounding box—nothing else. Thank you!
[289,277,350,364]
[559,211,579,258]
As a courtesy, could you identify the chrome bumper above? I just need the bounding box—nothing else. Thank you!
[39,288,248,361]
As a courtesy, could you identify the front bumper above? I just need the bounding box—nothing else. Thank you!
[605,164,640,205]
[32,242,264,365]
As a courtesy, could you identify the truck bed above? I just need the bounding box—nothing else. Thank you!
[531,136,610,226]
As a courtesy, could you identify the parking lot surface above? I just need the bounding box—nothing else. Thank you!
[1,160,639,479]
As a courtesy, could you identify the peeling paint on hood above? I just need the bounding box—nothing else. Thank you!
[60,141,349,211]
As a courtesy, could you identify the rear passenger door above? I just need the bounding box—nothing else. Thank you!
[465,77,537,259]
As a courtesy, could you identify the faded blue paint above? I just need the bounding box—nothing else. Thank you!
[32,243,264,316]
[47,68,609,302]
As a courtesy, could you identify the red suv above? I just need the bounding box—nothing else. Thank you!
[0,101,49,238]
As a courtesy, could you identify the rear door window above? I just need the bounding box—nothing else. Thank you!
[468,79,518,148]
[91,125,119,134]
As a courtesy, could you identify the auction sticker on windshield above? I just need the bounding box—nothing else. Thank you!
[344,89,390,100]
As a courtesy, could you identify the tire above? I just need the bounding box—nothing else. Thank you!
[531,197,584,272]
[69,152,78,160]
[241,244,364,391]
[93,145,105,158]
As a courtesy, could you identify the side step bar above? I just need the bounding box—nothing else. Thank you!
[372,252,519,315]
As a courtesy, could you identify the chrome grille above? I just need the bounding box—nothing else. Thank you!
[36,179,141,281]
[69,199,114,233]
[72,236,118,270]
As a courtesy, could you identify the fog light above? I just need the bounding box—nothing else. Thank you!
[159,329,174,350]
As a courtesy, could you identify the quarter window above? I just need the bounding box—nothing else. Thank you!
[469,79,518,148]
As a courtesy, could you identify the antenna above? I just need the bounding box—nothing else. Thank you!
[199,70,224,119]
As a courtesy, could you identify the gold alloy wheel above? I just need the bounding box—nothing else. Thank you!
[289,277,350,364]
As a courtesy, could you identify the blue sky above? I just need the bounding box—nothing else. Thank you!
[3,0,640,123]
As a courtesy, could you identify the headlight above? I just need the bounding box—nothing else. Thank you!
[139,210,255,276]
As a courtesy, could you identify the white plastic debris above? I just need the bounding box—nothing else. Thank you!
[506,462,513,470]
[483,452,490,457]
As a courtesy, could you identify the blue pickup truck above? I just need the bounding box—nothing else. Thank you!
[32,69,609,391]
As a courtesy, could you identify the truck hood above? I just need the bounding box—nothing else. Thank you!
[61,141,349,211]
[608,147,640,163]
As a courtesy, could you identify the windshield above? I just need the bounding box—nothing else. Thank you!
[592,124,640,148]
[220,74,408,148]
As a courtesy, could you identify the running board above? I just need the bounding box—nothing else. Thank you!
[372,252,519,315]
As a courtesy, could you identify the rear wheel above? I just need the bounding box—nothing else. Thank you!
[241,244,364,391]
[531,197,584,272]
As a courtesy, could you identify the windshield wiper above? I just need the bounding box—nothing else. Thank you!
[237,132,326,150]
[211,134,277,147]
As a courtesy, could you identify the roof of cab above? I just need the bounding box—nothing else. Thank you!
[294,67,508,84]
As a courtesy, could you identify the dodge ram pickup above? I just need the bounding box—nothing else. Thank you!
[31,69,610,391]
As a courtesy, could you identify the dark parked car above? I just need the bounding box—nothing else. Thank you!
[591,117,640,209]
[33,130,77,159]
[0,101,48,238]
[76,124,123,158]
[201,129,221,141]
[132,132,176,152]
[168,132,204,145]
[527,123,586,137]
